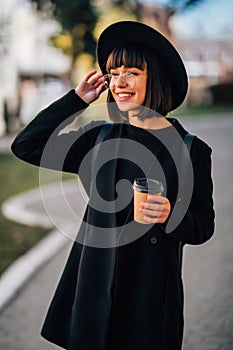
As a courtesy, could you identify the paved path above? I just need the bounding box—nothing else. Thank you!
[182,116,233,350]
[0,115,233,349]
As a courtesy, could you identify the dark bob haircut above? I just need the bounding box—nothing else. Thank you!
[105,42,173,122]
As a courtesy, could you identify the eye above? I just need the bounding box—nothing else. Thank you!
[125,72,139,76]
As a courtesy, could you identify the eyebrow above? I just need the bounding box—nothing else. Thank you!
[109,66,145,71]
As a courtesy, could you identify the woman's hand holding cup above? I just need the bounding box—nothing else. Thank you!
[133,178,171,224]
[139,195,171,224]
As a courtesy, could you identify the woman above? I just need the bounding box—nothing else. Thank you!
[11,21,215,350]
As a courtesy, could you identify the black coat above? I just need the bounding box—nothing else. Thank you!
[11,90,215,350]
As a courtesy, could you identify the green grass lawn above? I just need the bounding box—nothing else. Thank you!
[0,153,51,275]
[171,104,233,117]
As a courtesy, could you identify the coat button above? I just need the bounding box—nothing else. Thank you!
[150,237,157,245]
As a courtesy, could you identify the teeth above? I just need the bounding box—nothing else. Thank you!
[118,93,132,97]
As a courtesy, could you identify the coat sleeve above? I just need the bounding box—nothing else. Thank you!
[11,89,102,174]
[163,137,215,245]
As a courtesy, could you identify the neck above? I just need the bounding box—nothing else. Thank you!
[128,115,171,130]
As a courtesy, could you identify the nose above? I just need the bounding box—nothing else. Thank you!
[115,74,127,87]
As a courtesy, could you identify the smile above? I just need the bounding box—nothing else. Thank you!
[117,93,134,98]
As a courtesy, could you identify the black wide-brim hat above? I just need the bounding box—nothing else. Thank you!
[97,21,188,111]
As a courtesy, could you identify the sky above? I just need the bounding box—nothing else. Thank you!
[147,0,233,39]
[2,0,232,40]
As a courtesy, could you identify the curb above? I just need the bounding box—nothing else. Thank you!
[1,186,53,229]
[0,179,87,313]
[0,229,68,313]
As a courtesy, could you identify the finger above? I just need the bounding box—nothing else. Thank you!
[140,202,168,212]
[84,70,98,82]
[142,214,167,224]
[140,205,168,216]
[96,82,108,96]
[92,76,106,88]
[147,195,166,204]
[140,208,163,217]
[88,72,104,85]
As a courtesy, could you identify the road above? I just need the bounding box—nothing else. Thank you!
[0,115,233,349]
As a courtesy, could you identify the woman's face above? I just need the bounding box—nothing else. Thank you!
[108,65,147,113]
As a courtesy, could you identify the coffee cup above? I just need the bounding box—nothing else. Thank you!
[132,178,164,224]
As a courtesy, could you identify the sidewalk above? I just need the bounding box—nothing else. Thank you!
[0,132,17,153]
[0,179,87,312]
[0,115,233,349]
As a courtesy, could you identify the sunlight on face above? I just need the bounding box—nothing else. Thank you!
[109,65,147,114]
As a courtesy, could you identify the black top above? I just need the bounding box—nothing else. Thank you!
[11,90,215,350]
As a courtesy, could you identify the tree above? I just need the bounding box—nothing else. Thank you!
[110,0,206,39]
[111,0,205,13]
[31,0,206,77]
[110,0,143,20]
[32,0,98,73]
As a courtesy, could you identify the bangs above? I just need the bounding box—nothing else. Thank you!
[106,43,146,71]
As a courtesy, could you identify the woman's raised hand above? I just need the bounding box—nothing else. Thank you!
[75,70,107,104]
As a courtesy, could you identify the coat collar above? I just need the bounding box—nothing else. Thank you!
[166,117,189,138]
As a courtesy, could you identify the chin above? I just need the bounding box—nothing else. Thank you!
[116,102,141,113]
